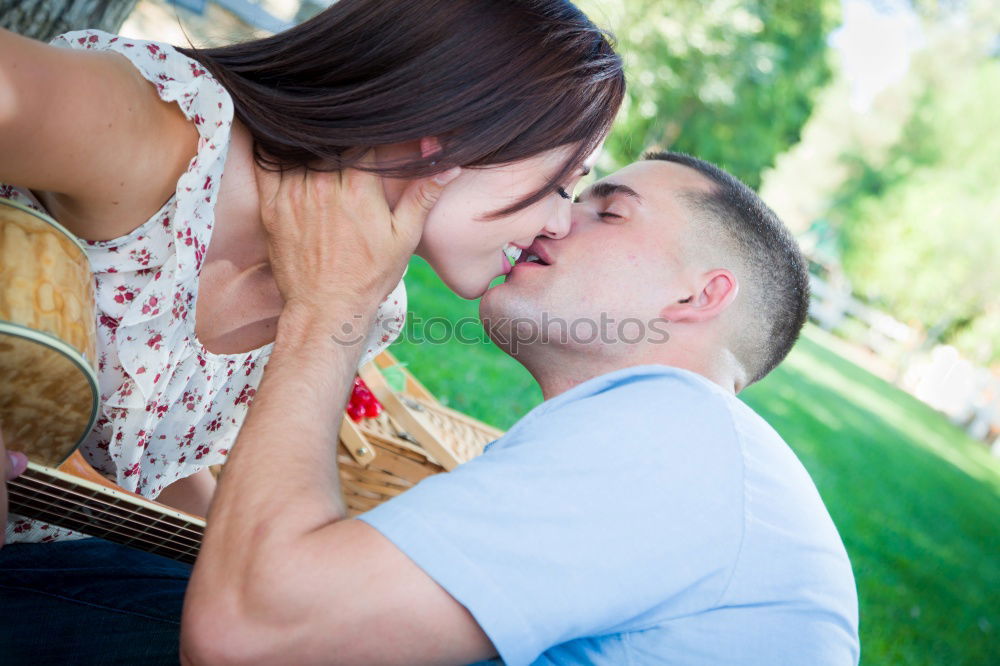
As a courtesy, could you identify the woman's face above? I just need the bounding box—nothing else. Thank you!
[415,146,593,299]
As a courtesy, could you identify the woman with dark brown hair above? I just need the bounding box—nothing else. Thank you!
[0,1,622,659]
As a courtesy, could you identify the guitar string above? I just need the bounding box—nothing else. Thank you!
[9,488,201,560]
[9,494,199,562]
[15,466,206,539]
[11,471,205,545]
[8,483,203,558]
[9,491,199,561]
[10,473,204,548]
[7,493,203,561]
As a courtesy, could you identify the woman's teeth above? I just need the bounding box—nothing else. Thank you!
[503,244,522,266]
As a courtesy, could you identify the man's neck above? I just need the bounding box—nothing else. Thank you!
[519,340,741,401]
[514,344,647,401]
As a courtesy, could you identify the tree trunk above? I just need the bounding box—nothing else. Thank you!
[0,0,139,42]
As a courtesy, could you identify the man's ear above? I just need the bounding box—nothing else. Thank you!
[660,269,739,323]
[420,136,444,160]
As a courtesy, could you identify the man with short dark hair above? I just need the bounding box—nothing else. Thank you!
[641,151,811,383]
[1,152,859,664]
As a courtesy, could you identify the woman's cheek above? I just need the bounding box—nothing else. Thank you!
[414,203,450,258]
[413,223,473,290]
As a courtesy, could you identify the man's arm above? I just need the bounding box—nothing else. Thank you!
[180,162,495,664]
[182,309,496,665]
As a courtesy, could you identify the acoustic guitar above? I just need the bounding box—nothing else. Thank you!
[0,198,206,564]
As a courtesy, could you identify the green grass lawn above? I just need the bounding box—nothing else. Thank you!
[390,257,1000,665]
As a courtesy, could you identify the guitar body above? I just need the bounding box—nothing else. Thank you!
[0,198,99,466]
[55,450,131,491]
[0,198,207,561]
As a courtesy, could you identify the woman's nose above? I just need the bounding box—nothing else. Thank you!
[540,203,572,240]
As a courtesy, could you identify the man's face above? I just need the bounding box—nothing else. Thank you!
[480,160,711,355]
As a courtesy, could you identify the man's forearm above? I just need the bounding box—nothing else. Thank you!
[193,303,375,599]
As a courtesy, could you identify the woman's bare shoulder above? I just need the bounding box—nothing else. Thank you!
[0,28,199,240]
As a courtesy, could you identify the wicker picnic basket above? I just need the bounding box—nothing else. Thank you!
[334,351,504,517]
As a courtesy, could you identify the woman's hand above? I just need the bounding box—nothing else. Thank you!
[253,156,459,322]
[0,428,29,548]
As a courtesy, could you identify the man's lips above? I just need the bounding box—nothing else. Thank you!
[499,239,555,280]
[526,239,554,265]
[511,238,554,270]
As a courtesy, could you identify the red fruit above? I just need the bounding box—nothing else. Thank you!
[345,375,384,421]
[346,402,365,422]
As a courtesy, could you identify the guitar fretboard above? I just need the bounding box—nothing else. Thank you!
[8,463,205,564]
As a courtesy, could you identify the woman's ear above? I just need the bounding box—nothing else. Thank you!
[660,269,739,323]
[420,136,444,160]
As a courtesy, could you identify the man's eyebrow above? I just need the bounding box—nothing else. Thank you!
[574,181,642,203]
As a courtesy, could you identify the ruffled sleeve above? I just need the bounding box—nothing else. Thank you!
[53,30,234,410]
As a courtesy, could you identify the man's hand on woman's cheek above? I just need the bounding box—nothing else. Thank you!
[253,154,460,321]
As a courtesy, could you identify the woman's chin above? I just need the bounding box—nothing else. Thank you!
[446,276,493,301]
[460,284,491,300]
[426,261,494,300]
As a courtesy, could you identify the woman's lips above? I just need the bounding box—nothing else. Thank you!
[501,250,513,275]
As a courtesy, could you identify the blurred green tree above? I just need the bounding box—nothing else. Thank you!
[577,0,839,188]
[833,2,1000,363]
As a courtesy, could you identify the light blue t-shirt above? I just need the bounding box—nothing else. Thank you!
[358,365,859,665]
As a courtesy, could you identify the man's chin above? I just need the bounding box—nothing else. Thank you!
[479,282,538,321]
[479,280,525,314]
[479,279,524,319]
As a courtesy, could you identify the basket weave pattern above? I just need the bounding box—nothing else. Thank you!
[337,353,504,517]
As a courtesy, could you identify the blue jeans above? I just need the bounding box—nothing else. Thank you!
[0,537,190,664]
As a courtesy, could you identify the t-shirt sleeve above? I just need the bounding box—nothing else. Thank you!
[356,369,746,666]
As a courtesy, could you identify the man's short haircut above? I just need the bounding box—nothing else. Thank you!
[644,151,810,385]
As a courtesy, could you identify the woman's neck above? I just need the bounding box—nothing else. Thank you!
[211,118,271,271]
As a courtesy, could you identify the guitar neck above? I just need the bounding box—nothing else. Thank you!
[7,462,205,564]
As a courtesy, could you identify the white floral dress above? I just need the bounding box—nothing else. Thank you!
[3,30,407,544]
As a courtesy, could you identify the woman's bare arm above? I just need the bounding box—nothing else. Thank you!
[0,28,198,240]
